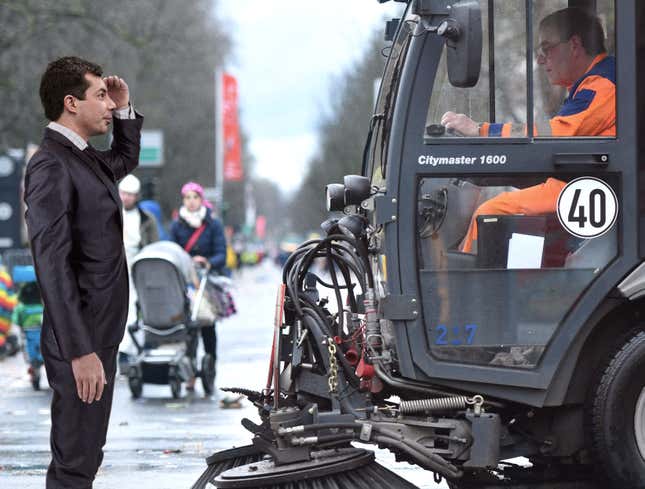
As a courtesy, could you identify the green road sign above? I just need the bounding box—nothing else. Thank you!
[139,130,163,167]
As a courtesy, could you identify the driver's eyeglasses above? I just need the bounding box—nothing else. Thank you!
[535,41,565,60]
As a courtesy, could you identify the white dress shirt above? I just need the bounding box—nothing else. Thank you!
[46,104,136,150]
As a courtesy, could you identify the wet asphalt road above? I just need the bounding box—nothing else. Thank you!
[0,261,441,489]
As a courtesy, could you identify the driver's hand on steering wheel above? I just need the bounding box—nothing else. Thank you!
[441,112,479,137]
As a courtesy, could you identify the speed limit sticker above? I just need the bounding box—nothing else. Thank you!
[557,177,618,238]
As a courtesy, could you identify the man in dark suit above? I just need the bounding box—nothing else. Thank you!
[24,56,143,488]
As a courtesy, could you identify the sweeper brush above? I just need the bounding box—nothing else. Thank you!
[194,447,419,489]
[190,445,264,489]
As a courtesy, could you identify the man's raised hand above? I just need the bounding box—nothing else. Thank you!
[104,76,130,110]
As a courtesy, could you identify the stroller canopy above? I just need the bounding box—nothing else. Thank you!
[131,241,199,328]
[132,241,196,286]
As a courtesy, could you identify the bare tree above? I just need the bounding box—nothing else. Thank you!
[289,30,387,233]
[0,0,252,221]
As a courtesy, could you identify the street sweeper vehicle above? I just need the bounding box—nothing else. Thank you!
[193,0,645,487]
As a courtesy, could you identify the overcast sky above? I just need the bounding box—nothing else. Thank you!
[217,0,406,193]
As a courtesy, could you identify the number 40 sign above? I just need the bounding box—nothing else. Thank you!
[557,177,618,239]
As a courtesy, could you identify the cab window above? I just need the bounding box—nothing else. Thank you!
[424,0,615,140]
[416,1,618,370]
[416,174,618,368]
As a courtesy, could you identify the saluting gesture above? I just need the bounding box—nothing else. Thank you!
[104,75,130,109]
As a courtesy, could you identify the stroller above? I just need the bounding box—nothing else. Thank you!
[12,265,44,391]
[127,241,217,399]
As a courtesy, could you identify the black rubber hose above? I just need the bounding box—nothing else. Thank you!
[313,274,354,290]
[374,361,505,409]
[282,239,322,283]
[326,243,344,335]
[281,421,461,478]
[301,310,362,406]
[372,434,462,479]
[301,308,360,389]
[292,422,363,432]
[285,236,366,319]
[312,433,355,445]
[334,241,369,283]
[338,262,358,312]
[300,302,355,373]
[287,244,329,318]
[328,233,373,290]
[326,251,366,292]
[294,237,342,286]
[285,245,321,318]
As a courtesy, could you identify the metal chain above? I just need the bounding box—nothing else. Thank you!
[327,338,339,393]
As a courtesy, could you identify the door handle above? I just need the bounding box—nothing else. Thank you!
[553,153,609,167]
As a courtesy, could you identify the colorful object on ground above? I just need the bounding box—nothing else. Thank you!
[0,267,17,350]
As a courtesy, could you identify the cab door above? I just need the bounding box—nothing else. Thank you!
[382,0,637,404]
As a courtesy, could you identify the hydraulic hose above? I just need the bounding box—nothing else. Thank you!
[278,421,462,478]
[283,234,368,321]
[326,251,366,292]
[374,362,505,408]
[287,246,361,319]
[302,308,360,389]
[334,240,371,288]
[327,244,346,333]
[282,238,324,283]
[372,434,462,479]
[323,234,371,282]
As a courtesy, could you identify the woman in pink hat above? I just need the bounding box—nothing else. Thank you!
[170,181,227,388]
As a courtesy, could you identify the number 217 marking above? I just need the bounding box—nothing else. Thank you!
[435,324,478,346]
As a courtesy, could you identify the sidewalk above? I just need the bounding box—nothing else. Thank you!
[0,352,37,392]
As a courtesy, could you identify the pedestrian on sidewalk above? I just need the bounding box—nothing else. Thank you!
[170,181,227,389]
[12,279,44,389]
[24,56,143,488]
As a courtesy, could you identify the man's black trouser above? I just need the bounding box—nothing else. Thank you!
[42,341,118,489]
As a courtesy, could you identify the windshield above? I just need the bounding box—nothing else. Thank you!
[425,0,615,141]
[368,9,415,188]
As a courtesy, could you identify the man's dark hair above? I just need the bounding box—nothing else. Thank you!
[39,56,103,121]
[540,7,606,56]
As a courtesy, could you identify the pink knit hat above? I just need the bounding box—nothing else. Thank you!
[181,181,204,198]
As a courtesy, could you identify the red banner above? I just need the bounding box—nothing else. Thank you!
[221,73,243,181]
[255,215,267,240]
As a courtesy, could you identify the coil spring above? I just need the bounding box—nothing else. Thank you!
[399,396,469,414]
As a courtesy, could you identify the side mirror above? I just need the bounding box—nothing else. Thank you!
[440,0,482,88]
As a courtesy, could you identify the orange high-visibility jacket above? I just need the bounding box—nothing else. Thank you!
[461,54,616,253]
[479,53,615,138]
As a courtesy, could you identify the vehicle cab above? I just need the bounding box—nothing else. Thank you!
[365,1,645,483]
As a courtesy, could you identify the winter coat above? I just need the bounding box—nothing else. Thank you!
[169,212,227,273]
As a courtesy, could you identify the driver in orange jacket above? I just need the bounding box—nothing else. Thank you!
[441,7,615,253]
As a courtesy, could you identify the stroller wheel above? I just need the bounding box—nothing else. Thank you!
[201,354,216,395]
[128,367,143,399]
[169,376,182,399]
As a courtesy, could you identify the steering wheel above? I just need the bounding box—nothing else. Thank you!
[426,124,463,138]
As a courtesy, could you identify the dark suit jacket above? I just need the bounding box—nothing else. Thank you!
[24,115,143,361]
